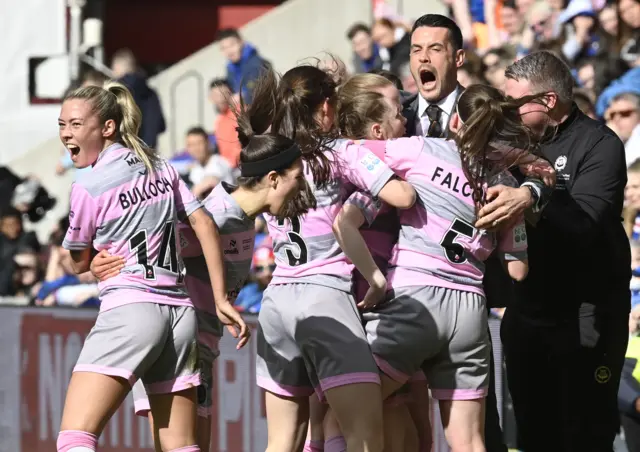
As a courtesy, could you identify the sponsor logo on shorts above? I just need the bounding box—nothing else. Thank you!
[360,152,383,174]
[595,365,611,384]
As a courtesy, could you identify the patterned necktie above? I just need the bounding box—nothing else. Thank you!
[425,104,443,138]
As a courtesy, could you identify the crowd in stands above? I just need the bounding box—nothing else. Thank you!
[3,0,640,323]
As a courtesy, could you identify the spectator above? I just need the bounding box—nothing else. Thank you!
[368,69,403,90]
[498,0,527,47]
[483,46,516,89]
[111,48,166,149]
[625,159,640,238]
[0,207,40,264]
[574,88,597,118]
[346,23,383,73]
[234,245,275,313]
[557,0,600,63]
[458,50,486,86]
[185,126,234,199]
[517,1,556,56]
[598,2,619,39]
[11,247,43,301]
[35,239,99,308]
[371,18,411,77]
[217,28,271,104]
[618,334,640,452]
[618,0,640,66]
[604,92,640,163]
[209,79,242,168]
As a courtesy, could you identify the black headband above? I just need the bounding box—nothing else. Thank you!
[240,144,302,177]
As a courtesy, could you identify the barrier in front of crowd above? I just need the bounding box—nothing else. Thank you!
[0,306,504,452]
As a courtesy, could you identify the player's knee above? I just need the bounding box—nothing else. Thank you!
[341,410,384,446]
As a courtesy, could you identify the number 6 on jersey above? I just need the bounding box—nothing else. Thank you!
[276,217,309,266]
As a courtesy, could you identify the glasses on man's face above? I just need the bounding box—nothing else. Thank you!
[606,109,638,121]
[255,264,276,273]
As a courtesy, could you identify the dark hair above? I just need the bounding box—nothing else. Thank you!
[217,28,241,41]
[411,14,464,52]
[1,206,21,220]
[502,0,517,9]
[186,126,209,140]
[577,55,630,97]
[234,70,316,217]
[368,69,404,90]
[347,23,371,40]
[210,78,231,90]
[573,89,595,116]
[484,45,516,63]
[269,63,344,190]
[504,51,574,106]
[455,84,544,207]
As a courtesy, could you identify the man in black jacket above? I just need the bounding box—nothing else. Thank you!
[477,50,631,451]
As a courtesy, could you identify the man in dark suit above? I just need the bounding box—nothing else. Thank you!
[401,14,519,452]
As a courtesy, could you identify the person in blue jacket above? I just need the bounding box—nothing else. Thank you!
[217,28,271,104]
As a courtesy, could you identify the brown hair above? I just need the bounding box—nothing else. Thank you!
[64,81,159,170]
[454,84,545,206]
[233,69,316,217]
[268,62,345,189]
[335,73,395,139]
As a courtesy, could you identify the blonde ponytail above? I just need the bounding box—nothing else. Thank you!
[103,81,159,171]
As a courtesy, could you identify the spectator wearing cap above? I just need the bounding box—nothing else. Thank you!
[346,23,383,73]
[234,245,275,313]
[210,79,242,168]
[217,28,271,104]
[557,0,607,63]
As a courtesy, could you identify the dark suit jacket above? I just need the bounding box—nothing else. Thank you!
[401,86,463,138]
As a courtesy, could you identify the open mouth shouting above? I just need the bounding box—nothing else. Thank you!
[419,67,437,90]
[66,144,81,158]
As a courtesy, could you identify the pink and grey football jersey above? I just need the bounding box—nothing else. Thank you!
[177,182,256,315]
[343,191,399,301]
[360,137,528,296]
[63,144,201,312]
[265,139,395,292]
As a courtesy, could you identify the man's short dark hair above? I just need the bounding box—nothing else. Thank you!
[216,28,241,41]
[186,126,209,140]
[411,14,464,52]
[1,206,21,220]
[503,0,517,9]
[347,23,371,40]
[210,78,231,90]
[504,51,574,105]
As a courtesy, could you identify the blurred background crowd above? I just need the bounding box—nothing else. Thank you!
[2,0,640,317]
